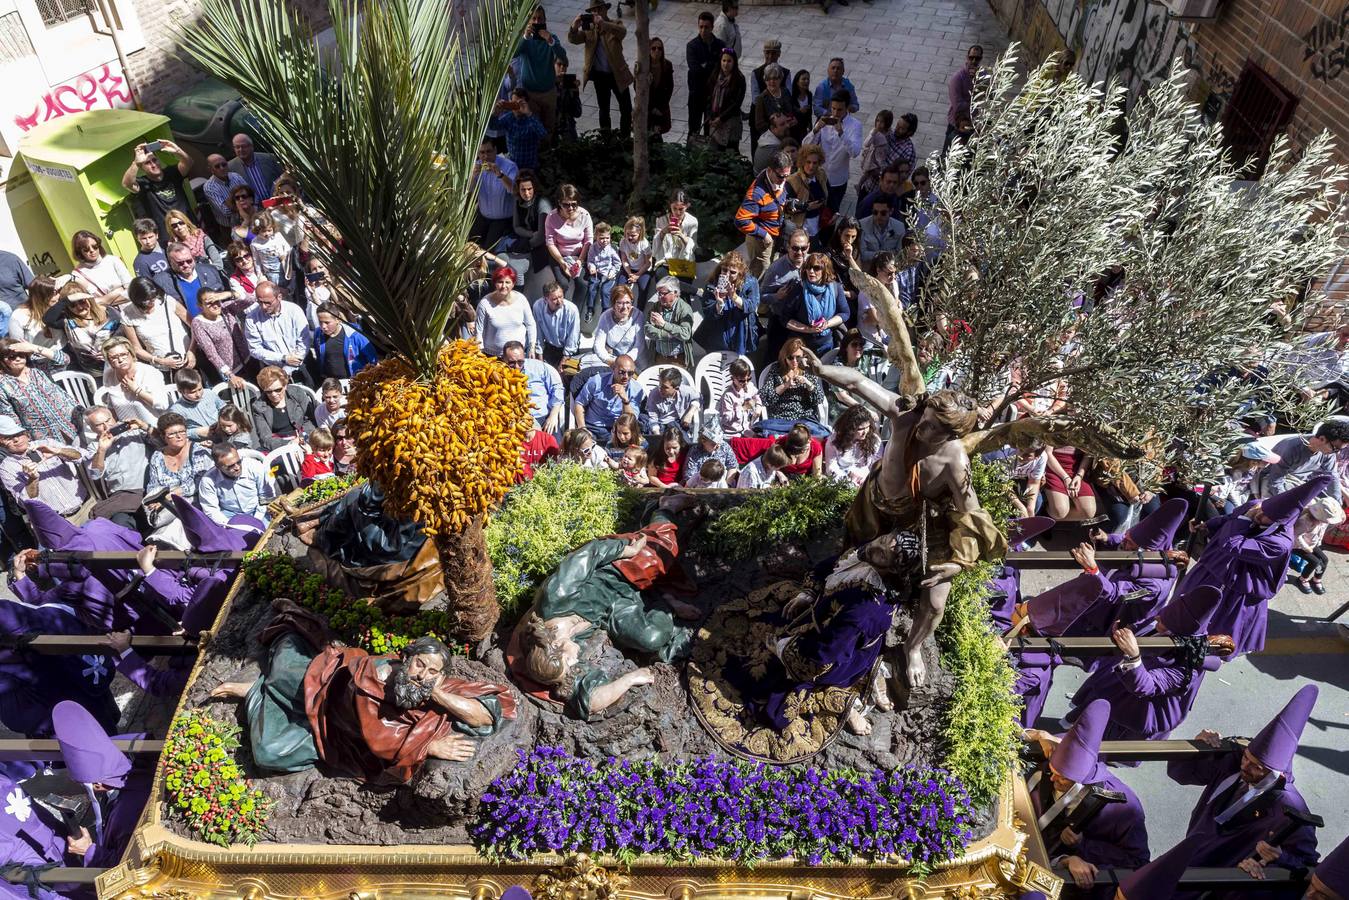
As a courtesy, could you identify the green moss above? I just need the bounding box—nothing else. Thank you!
[696,477,857,559]
[486,463,625,623]
[935,459,1022,807]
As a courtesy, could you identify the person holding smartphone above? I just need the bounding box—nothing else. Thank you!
[120,138,195,244]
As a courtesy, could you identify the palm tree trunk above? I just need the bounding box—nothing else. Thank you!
[434,516,499,642]
[629,0,651,209]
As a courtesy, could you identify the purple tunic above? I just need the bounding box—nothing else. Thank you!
[1066,653,1219,743]
[1166,752,1318,899]
[986,563,1020,631]
[0,598,119,738]
[1029,769,1150,899]
[1178,509,1293,656]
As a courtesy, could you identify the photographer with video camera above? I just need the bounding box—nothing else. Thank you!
[567,0,633,137]
[516,6,568,137]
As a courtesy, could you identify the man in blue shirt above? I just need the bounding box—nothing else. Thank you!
[572,355,646,441]
[812,58,860,117]
[494,88,550,171]
[502,341,564,434]
[532,282,581,366]
[471,139,519,253]
[153,244,230,318]
[198,445,274,530]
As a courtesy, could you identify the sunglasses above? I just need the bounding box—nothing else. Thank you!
[560,202,579,209]
[805,265,823,272]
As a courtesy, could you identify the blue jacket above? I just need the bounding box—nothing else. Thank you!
[311,324,378,377]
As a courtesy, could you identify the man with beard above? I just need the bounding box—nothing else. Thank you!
[213,602,517,785]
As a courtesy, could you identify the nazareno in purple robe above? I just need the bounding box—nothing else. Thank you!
[1030,700,1149,898]
[0,596,119,738]
[1179,510,1291,657]
[0,775,68,896]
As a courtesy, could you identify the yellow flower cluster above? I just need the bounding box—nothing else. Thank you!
[345,341,529,536]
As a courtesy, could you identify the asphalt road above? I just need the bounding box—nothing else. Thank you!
[1020,551,1349,860]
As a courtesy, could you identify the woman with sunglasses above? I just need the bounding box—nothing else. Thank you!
[331,420,358,476]
[47,282,121,374]
[759,337,829,437]
[250,365,316,452]
[69,230,132,300]
[226,186,257,245]
[648,39,674,138]
[163,210,225,270]
[226,242,260,300]
[786,252,848,357]
[7,277,63,361]
[544,183,594,306]
[0,336,76,442]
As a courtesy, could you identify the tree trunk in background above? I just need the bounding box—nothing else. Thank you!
[630,0,651,210]
[436,516,499,643]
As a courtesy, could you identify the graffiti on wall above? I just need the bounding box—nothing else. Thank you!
[1304,2,1349,83]
[12,64,134,133]
[1042,0,1194,98]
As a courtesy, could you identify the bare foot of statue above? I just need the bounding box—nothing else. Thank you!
[870,663,894,712]
[905,646,928,690]
[209,680,256,700]
[845,704,873,736]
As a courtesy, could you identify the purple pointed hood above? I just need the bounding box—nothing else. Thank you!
[1259,474,1334,525]
[1027,572,1104,637]
[501,889,532,900]
[23,500,80,549]
[179,572,231,638]
[171,494,250,552]
[1050,698,1109,784]
[1125,497,1188,550]
[1118,832,1205,899]
[1158,585,1223,636]
[1314,832,1349,898]
[1009,516,1055,549]
[52,700,132,788]
[1248,684,1317,775]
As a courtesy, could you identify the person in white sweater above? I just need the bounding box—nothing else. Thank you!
[475,266,537,357]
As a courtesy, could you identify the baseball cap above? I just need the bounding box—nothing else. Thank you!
[0,416,26,437]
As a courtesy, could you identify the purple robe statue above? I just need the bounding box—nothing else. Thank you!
[52,701,153,869]
[1029,700,1149,898]
[1166,685,1320,899]
[1064,586,1225,746]
[1180,476,1329,656]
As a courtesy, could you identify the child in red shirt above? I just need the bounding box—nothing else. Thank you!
[519,419,560,481]
[300,427,336,483]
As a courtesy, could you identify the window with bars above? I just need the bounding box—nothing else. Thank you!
[36,0,89,27]
[1219,60,1299,178]
[0,11,37,63]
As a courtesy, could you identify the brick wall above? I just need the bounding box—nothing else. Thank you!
[120,0,334,113]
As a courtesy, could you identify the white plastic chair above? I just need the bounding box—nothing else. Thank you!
[694,351,751,416]
[637,364,700,435]
[163,384,181,406]
[263,443,305,492]
[53,371,98,408]
[213,381,260,411]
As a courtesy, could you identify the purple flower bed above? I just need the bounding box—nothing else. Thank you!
[472,747,975,866]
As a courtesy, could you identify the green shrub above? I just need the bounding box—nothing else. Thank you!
[697,477,857,559]
[538,130,752,260]
[486,463,625,622]
[162,709,273,847]
[935,459,1022,807]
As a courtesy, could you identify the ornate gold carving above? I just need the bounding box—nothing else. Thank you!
[533,854,631,900]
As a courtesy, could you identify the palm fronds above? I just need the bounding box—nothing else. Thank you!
[177,0,533,377]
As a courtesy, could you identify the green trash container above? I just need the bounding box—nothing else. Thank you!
[17,109,178,270]
[163,77,265,171]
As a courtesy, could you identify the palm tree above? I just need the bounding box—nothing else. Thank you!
[179,0,536,641]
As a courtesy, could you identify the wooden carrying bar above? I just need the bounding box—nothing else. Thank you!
[1005,550,1174,568]
[0,635,197,655]
[1025,737,1247,763]
[0,739,163,762]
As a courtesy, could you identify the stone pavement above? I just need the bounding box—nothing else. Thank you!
[537,0,1008,166]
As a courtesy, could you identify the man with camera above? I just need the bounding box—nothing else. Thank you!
[568,0,633,137]
[735,150,793,279]
[493,87,549,172]
[802,91,863,213]
[470,139,519,254]
[516,6,568,137]
[84,406,153,536]
[752,113,797,172]
[120,139,195,244]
